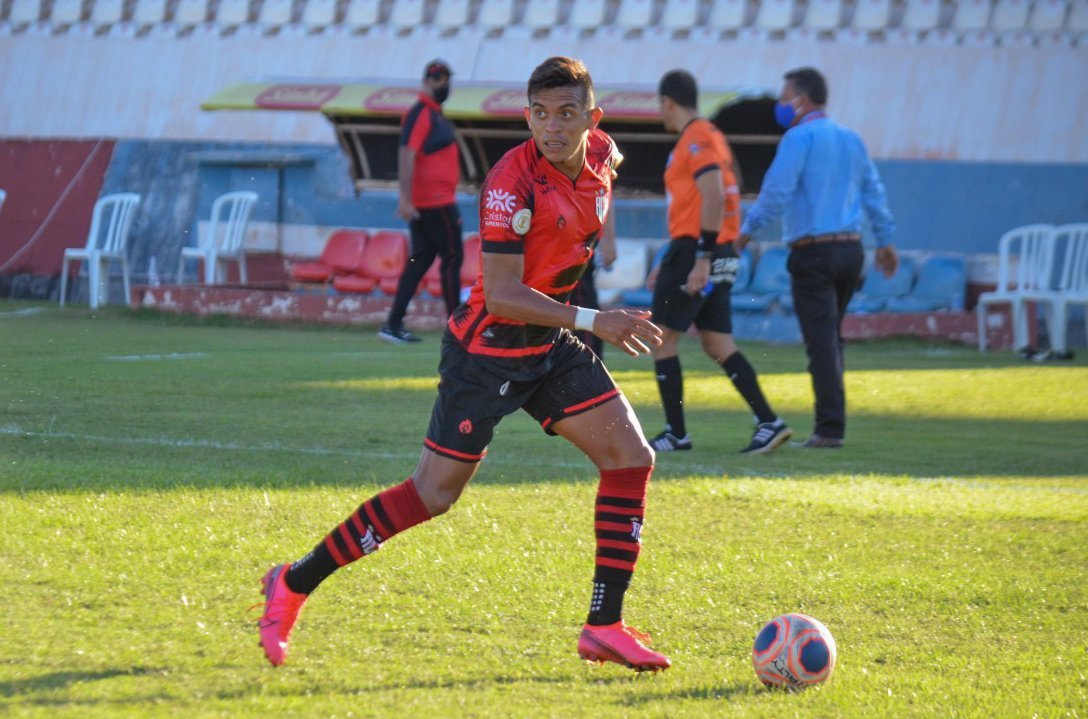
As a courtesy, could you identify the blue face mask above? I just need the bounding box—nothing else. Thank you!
[774,101,796,129]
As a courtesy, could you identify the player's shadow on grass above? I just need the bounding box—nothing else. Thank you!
[0,667,162,698]
[615,681,762,705]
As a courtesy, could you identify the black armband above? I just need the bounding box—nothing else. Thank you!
[698,229,718,255]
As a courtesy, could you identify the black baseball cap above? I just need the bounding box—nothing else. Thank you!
[424,59,453,80]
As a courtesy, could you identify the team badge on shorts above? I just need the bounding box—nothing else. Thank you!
[459,419,473,434]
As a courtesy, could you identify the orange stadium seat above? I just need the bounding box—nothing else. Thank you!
[290,229,368,283]
[333,229,408,294]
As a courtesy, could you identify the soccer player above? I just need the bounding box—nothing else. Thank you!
[255,56,671,672]
[648,70,791,455]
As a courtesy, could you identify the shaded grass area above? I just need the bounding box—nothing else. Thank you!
[1,303,1086,718]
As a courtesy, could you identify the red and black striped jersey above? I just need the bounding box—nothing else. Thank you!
[447,129,621,379]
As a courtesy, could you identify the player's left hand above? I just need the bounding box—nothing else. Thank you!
[592,309,663,357]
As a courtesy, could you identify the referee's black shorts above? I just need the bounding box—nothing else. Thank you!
[651,237,737,335]
[424,330,621,463]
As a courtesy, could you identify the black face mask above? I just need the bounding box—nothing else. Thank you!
[433,84,450,104]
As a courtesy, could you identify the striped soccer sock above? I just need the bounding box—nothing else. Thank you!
[285,478,432,595]
[586,466,651,626]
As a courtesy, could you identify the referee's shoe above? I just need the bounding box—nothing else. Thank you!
[740,419,792,455]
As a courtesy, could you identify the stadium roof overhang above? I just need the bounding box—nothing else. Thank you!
[202,80,784,197]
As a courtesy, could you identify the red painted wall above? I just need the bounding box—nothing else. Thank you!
[0,139,115,275]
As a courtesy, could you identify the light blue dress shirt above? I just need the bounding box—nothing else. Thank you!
[741,112,895,247]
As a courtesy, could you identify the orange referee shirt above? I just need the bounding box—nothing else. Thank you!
[664,117,740,244]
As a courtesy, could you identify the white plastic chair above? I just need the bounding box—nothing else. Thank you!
[1028,0,1068,31]
[1026,224,1088,355]
[173,0,209,30]
[990,0,1030,30]
[177,191,258,285]
[60,193,141,309]
[976,224,1056,352]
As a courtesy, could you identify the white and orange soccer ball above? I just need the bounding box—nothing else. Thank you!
[751,613,837,690]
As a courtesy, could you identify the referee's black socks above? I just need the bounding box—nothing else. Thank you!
[721,352,776,425]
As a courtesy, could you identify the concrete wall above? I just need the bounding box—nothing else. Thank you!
[2,33,1087,163]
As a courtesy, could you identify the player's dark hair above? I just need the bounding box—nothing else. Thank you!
[784,67,828,105]
[527,56,595,108]
[658,70,698,110]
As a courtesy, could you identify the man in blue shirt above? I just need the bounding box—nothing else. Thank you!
[738,67,898,448]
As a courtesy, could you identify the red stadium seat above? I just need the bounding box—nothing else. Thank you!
[420,257,442,296]
[333,228,408,295]
[290,229,368,283]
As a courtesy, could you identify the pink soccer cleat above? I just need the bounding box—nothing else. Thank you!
[256,564,308,666]
[578,621,671,672]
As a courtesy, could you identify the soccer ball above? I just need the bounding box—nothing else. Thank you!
[751,613,837,690]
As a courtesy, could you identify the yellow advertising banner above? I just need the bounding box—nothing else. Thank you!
[202,82,760,122]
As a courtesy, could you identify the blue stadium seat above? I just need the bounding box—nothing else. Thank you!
[734,245,791,312]
[883,255,967,312]
[847,254,916,313]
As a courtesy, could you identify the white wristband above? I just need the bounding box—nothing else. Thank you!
[574,306,598,333]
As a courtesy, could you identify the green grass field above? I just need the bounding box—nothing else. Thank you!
[2,301,1086,718]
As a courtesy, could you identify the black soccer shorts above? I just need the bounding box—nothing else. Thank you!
[424,329,621,462]
[651,238,737,335]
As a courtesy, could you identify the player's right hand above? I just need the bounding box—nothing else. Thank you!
[593,309,663,357]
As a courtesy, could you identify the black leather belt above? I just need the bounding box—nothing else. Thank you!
[791,233,862,249]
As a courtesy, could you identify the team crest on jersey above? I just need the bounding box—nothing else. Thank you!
[512,208,532,235]
[596,188,609,223]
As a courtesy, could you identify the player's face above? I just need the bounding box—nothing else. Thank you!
[524,86,603,179]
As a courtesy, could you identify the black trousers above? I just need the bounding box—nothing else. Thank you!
[787,241,865,440]
[387,204,463,328]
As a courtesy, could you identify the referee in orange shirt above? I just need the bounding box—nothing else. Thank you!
[648,70,791,455]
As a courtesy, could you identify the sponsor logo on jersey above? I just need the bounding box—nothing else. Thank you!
[630,518,643,543]
[485,188,517,213]
[596,188,609,223]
